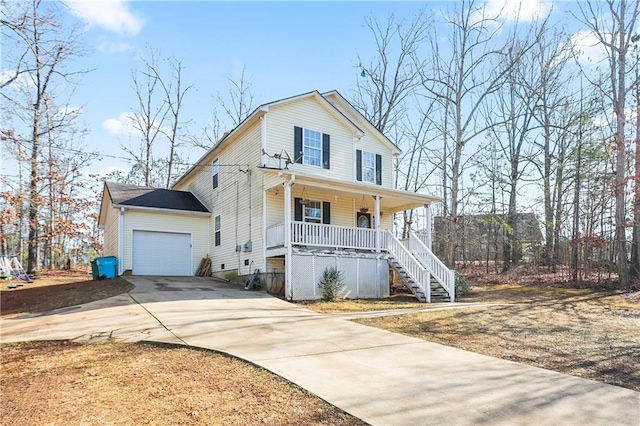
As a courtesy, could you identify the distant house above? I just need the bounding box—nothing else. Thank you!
[98,90,455,302]
[433,213,543,264]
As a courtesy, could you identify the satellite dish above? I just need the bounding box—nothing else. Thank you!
[283,149,294,165]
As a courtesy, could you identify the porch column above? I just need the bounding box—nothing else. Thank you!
[284,180,292,300]
[375,195,381,252]
[425,203,432,250]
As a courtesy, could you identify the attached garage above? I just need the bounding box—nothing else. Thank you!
[132,231,192,276]
[98,182,211,276]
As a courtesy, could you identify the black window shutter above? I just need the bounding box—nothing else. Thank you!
[376,154,382,185]
[356,149,362,181]
[322,202,331,224]
[322,133,330,169]
[294,197,302,221]
[294,126,303,163]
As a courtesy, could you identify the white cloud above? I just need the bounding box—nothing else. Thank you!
[97,37,133,54]
[571,30,608,67]
[485,0,553,23]
[102,112,135,136]
[67,0,143,37]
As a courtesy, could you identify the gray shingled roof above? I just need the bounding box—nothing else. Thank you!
[105,182,209,213]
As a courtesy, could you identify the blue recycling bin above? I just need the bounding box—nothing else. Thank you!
[94,256,118,279]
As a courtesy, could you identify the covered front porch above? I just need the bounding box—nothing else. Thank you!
[259,169,454,303]
[261,169,437,255]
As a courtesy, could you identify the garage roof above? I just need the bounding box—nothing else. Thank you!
[105,182,209,213]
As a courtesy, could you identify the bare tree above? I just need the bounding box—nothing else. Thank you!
[1,0,88,273]
[578,0,640,288]
[353,12,428,134]
[419,0,545,267]
[217,64,254,127]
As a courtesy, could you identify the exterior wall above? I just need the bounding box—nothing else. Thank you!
[102,203,120,258]
[266,97,356,182]
[121,209,209,274]
[176,124,266,277]
[289,251,389,301]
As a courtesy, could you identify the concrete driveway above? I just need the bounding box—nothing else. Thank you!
[1,276,638,425]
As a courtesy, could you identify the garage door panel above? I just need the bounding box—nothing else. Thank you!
[132,231,191,276]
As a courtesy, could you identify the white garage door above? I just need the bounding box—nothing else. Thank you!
[132,231,192,276]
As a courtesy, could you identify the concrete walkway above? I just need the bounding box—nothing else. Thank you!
[1,276,638,425]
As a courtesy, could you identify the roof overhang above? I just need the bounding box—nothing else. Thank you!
[259,167,441,213]
[112,204,212,217]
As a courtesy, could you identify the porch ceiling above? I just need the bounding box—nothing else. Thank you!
[259,168,441,213]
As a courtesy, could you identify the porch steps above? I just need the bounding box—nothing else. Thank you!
[388,257,451,303]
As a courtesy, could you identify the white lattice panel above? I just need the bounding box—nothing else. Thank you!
[336,256,358,298]
[358,258,379,298]
[377,259,390,297]
[291,255,316,300]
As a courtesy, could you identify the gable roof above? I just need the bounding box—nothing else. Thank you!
[104,182,209,213]
[172,89,393,188]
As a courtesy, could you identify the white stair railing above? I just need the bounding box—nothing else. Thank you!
[408,232,455,302]
[384,231,431,302]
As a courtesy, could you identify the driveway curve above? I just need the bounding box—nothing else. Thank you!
[1,276,638,425]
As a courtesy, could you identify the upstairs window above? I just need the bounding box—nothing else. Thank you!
[212,159,219,189]
[303,129,322,167]
[294,126,330,169]
[356,150,382,185]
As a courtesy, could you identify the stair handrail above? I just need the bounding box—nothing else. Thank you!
[409,232,455,302]
[384,230,431,302]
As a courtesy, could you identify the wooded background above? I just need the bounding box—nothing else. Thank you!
[2,0,640,288]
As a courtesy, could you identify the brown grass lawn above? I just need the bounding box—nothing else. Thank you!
[0,271,363,425]
[341,284,640,392]
[1,340,363,425]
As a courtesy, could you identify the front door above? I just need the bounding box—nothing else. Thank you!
[356,212,371,229]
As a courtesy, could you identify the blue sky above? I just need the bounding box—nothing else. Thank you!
[64,1,431,176]
[4,0,590,182]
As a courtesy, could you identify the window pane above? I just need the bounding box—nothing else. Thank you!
[304,201,322,223]
[362,151,375,183]
[303,129,322,167]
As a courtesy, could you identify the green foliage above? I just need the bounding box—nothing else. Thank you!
[455,274,472,296]
[318,266,345,301]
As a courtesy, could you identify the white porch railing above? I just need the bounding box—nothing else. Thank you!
[266,222,378,250]
[265,223,285,247]
[384,231,431,303]
[291,222,377,249]
[409,232,455,301]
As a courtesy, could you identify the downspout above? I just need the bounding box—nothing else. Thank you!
[375,195,380,253]
[118,207,124,275]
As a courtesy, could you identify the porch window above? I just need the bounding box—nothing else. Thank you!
[356,150,382,185]
[214,215,221,246]
[294,126,330,169]
[212,159,219,189]
[303,200,322,223]
[295,197,331,224]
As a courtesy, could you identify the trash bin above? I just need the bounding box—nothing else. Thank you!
[90,259,99,280]
[94,256,118,280]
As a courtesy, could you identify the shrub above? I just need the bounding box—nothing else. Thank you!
[455,274,472,296]
[318,266,345,301]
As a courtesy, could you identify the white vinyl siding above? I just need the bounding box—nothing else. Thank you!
[102,202,120,257]
[266,98,352,181]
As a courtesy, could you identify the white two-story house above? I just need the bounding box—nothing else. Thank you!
[99,90,454,302]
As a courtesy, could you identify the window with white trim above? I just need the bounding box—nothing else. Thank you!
[212,159,219,189]
[362,151,375,184]
[303,129,322,167]
[214,215,221,246]
[303,200,322,223]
